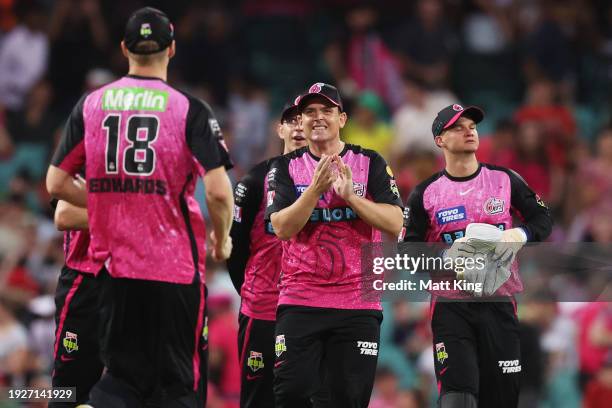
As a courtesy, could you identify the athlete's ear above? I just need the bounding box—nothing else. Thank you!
[434,135,444,148]
[168,41,176,59]
[120,41,129,58]
[276,122,284,140]
[338,111,347,129]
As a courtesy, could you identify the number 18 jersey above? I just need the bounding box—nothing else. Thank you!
[51,75,232,284]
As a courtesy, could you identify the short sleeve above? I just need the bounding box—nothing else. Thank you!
[51,94,88,175]
[185,97,233,171]
[264,156,297,221]
[366,153,403,207]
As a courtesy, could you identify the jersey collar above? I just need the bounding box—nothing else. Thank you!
[443,163,482,182]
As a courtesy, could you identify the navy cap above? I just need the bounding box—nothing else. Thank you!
[124,7,174,55]
[296,83,343,112]
[432,104,484,137]
[280,100,299,123]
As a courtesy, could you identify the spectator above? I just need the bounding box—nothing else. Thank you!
[47,0,109,109]
[0,302,29,386]
[584,353,612,408]
[477,118,516,168]
[325,3,404,110]
[391,75,455,165]
[342,91,393,160]
[389,0,458,89]
[0,2,48,111]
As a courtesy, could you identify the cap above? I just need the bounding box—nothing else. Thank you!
[280,98,300,123]
[296,83,343,112]
[432,104,484,137]
[124,7,174,55]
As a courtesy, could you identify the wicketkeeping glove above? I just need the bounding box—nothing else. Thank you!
[492,228,527,265]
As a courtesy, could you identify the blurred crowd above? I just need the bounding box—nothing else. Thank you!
[0,0,610,407]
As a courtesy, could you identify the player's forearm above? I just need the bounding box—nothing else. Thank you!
[55,200,88,231]
[270,186,320,240]
[46,166,87,207]
[207,195,233,243]
[346,195,403,236]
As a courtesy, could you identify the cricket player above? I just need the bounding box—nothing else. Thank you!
[401,104,553,407]
[46,7,233,407]
[227,101,307,407]
[49,196,104,408]
[265,83,404,407]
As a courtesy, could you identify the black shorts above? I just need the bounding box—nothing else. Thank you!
[89,270,207,407]
[238,313,276,408]
[50,266,105,407]
[431,298,521,408]
[273,305,382,408]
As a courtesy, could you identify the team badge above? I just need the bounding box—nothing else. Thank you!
[140,23,152,37]
[452,104,463,111]
[247,351,265,372]
[353,182,366,197]
[202,317,208,342]
[309,83,324,93]
[275,335,287,357]
[436,342,448,364]
[484,197,504,215]
[63,332,79,354]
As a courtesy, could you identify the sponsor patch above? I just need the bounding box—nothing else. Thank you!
[102,87,168,111]
[63,331,79,354]
[498,360,521,374]
[275,335,287,357]
[247,351,265,372]
[357,341,378,356]
[483,197,504,215]
[535,194,548,209]
[436,342,448,364]
[390,178,399,197]
[233,205,242,222]
[436,206,466,225]
[266,191,275,207]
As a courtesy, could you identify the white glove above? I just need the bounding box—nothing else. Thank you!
[492,228,527,265]
[443,237,476,260]
[463,223,504,297]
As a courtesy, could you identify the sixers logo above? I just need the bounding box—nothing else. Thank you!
[452,104,463,111]
[484,197,504,215]
[309,83,324,93]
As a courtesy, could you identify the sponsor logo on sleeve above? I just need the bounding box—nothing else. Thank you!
[233,205,242,222]
[357,341,378,356]
[267,190,275,207]
[483,197,505,215]
[535,194,548,208]
[498,360,521,374]
[436,206,466,225]
[390,179,400,197]
[436,342,448,364]
[208,118,222,136]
